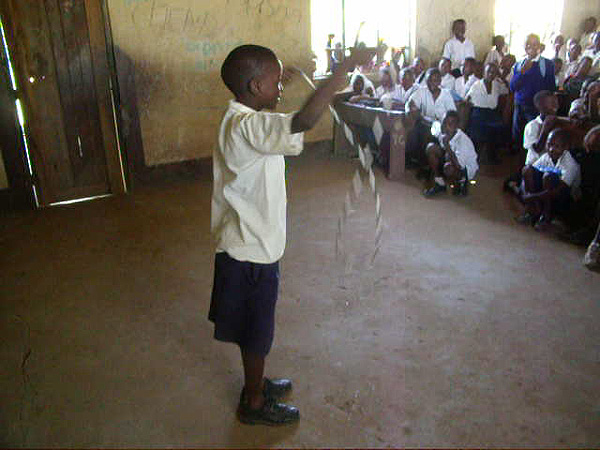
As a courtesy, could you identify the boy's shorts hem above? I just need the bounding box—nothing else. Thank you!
[208,252,279,357]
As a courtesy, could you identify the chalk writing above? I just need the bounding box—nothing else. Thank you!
[130,0,218,35]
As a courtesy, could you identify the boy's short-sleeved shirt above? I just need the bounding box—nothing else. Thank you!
[582,49,600,77]
[441,73,456,91]
[466,79,508,109]
[392,83,418,104]
[524,115,544,165]
[430,125,478,179]
[533,151,581,189]
[443,37,476,70]
[375,84,396,99]
[211,100,304,264]
[407,86,456,121]
[455,74,478,99]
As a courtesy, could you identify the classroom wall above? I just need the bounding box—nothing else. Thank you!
[560,0,600,42]
[414,0,495,67]
[106,0,330,165]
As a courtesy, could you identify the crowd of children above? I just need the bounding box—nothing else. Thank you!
[336,16,600,271]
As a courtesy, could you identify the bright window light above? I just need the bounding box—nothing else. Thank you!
[495,0,565,57]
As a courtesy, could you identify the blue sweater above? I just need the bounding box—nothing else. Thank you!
[510,57,556,107]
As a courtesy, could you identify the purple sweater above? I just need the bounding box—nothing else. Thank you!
[510,57,556,107]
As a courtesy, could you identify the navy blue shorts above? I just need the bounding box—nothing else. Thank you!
[208,252,279,356]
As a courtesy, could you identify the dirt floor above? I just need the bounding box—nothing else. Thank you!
[1,142,599,447]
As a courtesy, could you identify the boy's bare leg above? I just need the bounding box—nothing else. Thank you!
[241,349,265,409]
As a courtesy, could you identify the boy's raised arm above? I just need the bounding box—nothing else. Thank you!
[291,49,374,134]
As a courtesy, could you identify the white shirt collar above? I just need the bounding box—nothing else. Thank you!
[229,99,256,113]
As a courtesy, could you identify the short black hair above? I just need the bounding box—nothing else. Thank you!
[548,127,570,145]
[443,110,460,123]
[425,67,441,79]
[221,44,278,97]
[533,90,554,110]
[453,19,466,28]
[464,57,476,65]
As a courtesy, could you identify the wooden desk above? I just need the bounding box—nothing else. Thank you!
[333,102,408,180]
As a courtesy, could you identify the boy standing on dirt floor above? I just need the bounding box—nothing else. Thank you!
[209,44,371,426]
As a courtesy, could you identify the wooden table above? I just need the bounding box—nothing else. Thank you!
[333,101,408,180]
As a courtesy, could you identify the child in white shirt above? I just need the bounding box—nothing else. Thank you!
[423,110,479,197]
[523,90,559,165]
[439,57,456,91]
[519,128,580,230]
[455,57,478,99]
[465,62,509,162]
[484,35,506,67]
[443,19,476,76]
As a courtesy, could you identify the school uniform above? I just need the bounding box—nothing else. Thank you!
[484,47,505,66]
[582,49,600,77]
[443,36,476,71]
[210,99,304,355]
[455,74,478,99]
[431,128,479,180]
[407,86,456,122]
[466,79,509,144]
[392,83,419,104]
[375,84,396,99]
[509,55,555,145]
[441,73,456,91]
[523,115,544,165]
[531,151,581,213]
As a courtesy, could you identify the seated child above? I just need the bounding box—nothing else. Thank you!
[423,110,479,197]
[349,69,375,96]
[375,66,396,98]
[523,90,559,165]
[518,128,581,230]
[412,57,427,86]
[554,57,565,89]
[390,67,418,108]
[455,57,478,99]
[484,35,506,67]
[466,62,509,163]
[499,54,517,84]
[346,74,377,104]
[405,68,457,167]
[439,57,456,91]
[211,44,371,425]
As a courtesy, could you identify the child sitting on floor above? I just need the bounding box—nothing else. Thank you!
[523,90,559,165]
[375,66,396,98]
[423,110,479,197]
[466,62,509,163]
[439,57,456,91]
[391,67,418,108]
[518,128,581,230]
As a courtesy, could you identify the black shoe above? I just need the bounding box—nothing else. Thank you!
[453,180,468,196]
[264,378,292,399]
[515,212,536,226]
[237,396,300,426]
[423,183,446,197]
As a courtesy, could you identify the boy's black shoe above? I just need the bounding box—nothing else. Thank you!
[237,396,300,426]
[423,183,446,198]
[453,180,468,196]
[264,378,293,399]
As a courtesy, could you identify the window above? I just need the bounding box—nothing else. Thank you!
[311,0,413,76]
[494,0,565,58]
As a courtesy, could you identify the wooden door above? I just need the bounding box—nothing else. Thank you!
[0,0,125,206]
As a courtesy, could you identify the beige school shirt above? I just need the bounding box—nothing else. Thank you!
[211,100,304,264]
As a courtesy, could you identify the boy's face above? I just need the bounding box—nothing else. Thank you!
[353,76,365,94]
[525,36,541,59]
[426,72,441,92]
[541,95,559,115]
[439,59,450,75]
[381,71,392,86]
[258,59,283,110]
[441,115,458,137]
[483,64,497,82]
[453,22,466,40]
[463,61,474,76]
[569,43,582,60]
[413,58,424,74]
[555,59,563,73]
[494,36,505,50]
[401,72,414,90]
[547,131,567,161]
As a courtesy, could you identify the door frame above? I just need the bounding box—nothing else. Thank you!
[0,0,126,207]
